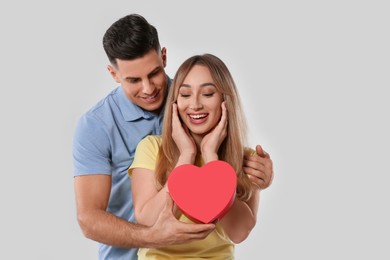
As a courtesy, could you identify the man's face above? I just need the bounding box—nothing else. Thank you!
[108,48,167,112]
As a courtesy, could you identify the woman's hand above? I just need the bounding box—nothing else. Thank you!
[200,102,228,163]
[171,103,197,164]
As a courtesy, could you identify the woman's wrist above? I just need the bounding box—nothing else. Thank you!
[177,153,196,166]
[202,153,218,164]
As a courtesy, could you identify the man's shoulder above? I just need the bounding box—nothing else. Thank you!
[85,88,120,115]
[77,87,122,124]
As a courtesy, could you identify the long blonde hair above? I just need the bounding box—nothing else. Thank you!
[156,54,253,201]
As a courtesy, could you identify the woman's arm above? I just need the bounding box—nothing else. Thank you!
[132,152,196,226]
[132,167,173,226]
[219,187,260,244]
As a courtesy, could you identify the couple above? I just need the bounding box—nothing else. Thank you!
[73,14,274,260]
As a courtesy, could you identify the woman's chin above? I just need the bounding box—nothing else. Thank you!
[188,126,212,136]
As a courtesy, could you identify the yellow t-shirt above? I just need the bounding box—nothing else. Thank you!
[129,135,236,260]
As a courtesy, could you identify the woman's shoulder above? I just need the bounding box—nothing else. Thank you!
[139,135,163,147]
[142,135,162,142]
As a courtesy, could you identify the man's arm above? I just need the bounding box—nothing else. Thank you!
[74,174,215,248]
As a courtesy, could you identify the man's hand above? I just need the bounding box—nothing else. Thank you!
[147,192,215,248]
[243,145,274,190]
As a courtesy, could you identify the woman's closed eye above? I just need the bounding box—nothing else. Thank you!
[179,93,190,98]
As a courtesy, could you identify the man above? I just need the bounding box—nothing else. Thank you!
[73,14,273,259]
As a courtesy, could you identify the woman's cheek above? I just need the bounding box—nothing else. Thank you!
[176,101,187,122]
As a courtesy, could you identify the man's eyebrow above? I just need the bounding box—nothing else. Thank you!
[147,66,162,77]
[124,66,162,80]
[125,76,140,81]
[180,82,216,88]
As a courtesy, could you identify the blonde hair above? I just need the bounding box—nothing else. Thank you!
[156,54,253,201]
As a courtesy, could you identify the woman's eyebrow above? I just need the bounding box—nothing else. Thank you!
[180,82,216,88]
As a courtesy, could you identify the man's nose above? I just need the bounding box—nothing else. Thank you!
[142,80,155,95]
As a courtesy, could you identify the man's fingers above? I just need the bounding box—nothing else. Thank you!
[256,145,264,156]
[244,158,265,170]
[244,163,273,189]
[245,153,273,168]
[256,144,269,157]
[243,166,264,179]
[171,221,215,243]
[174,228,215,243]
[181,223,215,234]
[247,174,266,189]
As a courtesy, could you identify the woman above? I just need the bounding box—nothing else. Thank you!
[129,54,260,259]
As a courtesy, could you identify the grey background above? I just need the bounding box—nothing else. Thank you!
[1,0,389,259]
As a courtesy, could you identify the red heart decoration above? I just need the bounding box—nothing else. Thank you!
[167,160,237,224]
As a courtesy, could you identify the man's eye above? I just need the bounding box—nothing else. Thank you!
[148,72,157,79]
[129,79,140,84]
[150,70,161,78]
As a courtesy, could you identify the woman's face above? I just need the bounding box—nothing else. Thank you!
[177,64,224,136]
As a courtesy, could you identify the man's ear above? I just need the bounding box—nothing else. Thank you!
[107,65,120,83]
[161,47,167,67]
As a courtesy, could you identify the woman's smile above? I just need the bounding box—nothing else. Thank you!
[188,113,209,124]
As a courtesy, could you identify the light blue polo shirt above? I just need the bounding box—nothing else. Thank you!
[73,79,169,260]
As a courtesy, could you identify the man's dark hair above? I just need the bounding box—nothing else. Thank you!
[103,14,161,67]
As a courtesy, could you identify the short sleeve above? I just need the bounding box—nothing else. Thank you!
[72,114,112,176]
[128,135,162,176]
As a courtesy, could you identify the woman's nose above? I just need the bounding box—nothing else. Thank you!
[189,96,203,110]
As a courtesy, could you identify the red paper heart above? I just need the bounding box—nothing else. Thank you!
[167,160,237,224]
